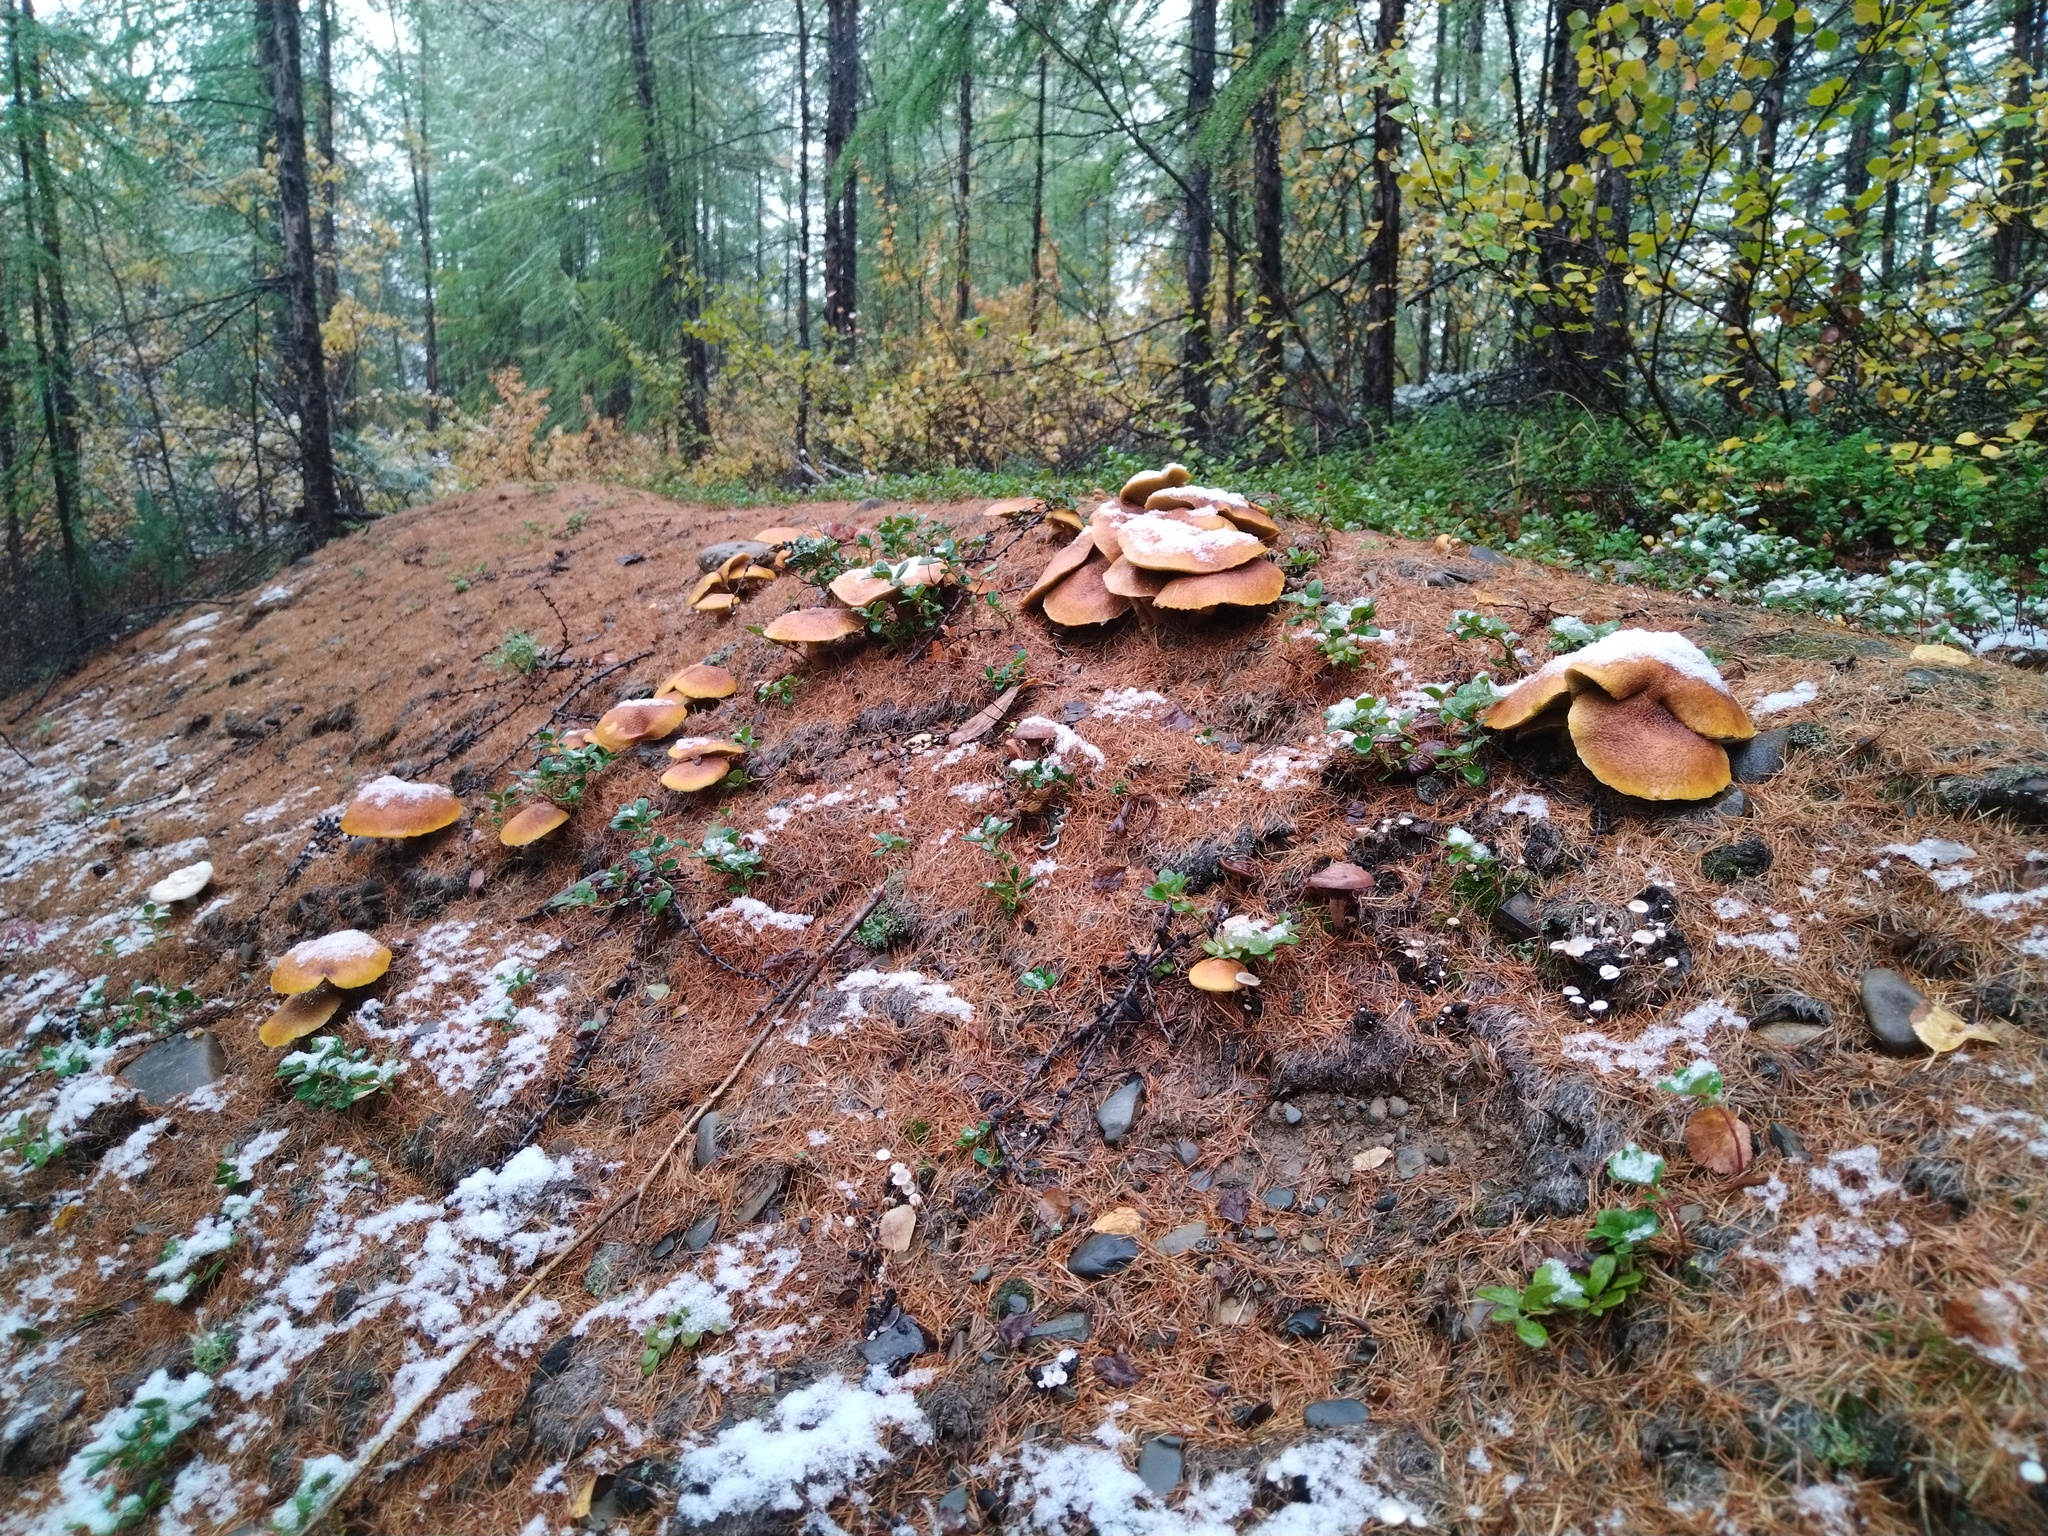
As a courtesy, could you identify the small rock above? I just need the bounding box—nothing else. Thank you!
[1215,1189,1248,1226]
[1426,1145,1451,1166]
[584,1242,635,1299]
[1727,729,1792,783]
[696,539,773,572]
[1282,1103,1303,1126]
[938,1487,969,1517]
[1860,968,1930,1056]
[1264,1188,1296,1212]
[1067,1233,1139,1280]
[1137,1436,1185,1495]
[683,1210,719,1252]
[1702,786,1753,820]
[618,552,646,566]
[1174,1139,1201,1167]
[1252,1225,1279,1241]
[1701,837,1772,882]
[1769,1123,1812,1163]
[1304,1398,1369,1429]
[969,1265,994,1283]
[1934,767,2048,826]
[860,1304,927,1373]
[1373,1191,1399,1212]
[1157,1222,1209,1257]
[1028,1312,1091,1342]
[1395,1146,1427,1180]
[1367,1097,1388,1123]
[1281,1305,1326,1339]
[1061,700,1091,724]
[1753,990,1835,1030]
[1298,1233,1325,1254]
[1466,545,1512,566]
[878,1205,917,1253]
[693,1110,721,1171]
[1229,1401,1275,1429]
[730,1164,787,1224]
[1096,1075,1144,1145]
[118,1031,227,1105]
[1387,1096,1409,1119]
[1492,891,1542,941]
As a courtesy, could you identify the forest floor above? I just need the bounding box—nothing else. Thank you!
[0,480,2046,1536]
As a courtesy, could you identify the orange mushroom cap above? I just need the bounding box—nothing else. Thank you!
[1188,956,1247,993]
[661,664,739,701]
[829,569,899,608]
[1117,514,1265,575]
[593,697,689,751]
[1482,658,1575,731]
[763,607,866,644]
[271,929,392,994]
[753,524,813,545]
[1102,557,1170,599]
[667,736,748,760]
[983,496,1044,519]
[1567,688,1733,801]
[500,802,570,847]
[1041,558,1132,627]
[661,757,729,793]
[1118,463,1192,505]
[1022,530,1099,611]
[259,985,342,1048]
[694,592,739,614]
[340,776,462,839]
[1153,560,1285,611]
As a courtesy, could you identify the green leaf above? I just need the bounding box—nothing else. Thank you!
[1515,1318,1550,1347]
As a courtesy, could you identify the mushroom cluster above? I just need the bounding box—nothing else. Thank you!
[662,733,748,793]
[689,528,810,615]
[1482,629,1756,801]
[1024,464,1286,629]
[262,928,391,1046]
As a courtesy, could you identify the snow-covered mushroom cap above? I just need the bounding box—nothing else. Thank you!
[667,736,749,760]
[500,803,569,847]
[147,860,214,905]
[593,697,689,752]
[271,929,392,994]
[340,775,462,839]
[1117,515,1265,575]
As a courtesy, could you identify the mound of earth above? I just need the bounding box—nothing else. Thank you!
[0,480,2044,1535]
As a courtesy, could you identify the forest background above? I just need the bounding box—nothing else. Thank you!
[2,0,2046,693]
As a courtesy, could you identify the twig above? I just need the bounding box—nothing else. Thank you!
[0,730,30,769]
[285,885,885,1536]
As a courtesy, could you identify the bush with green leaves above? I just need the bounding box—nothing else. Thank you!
[492,728,614,823]
[756,674,800,706]
[551,799,695,915]
[693,822,765,891]
[1442,827,1502,912]
[54,1368,214,1533]
[1325,693,1417,774]
[955,1119,1002,1170]
[1281,580,1381,666]
[1,1113,62,1170]
[1145,870,1198,914]
[1449,609,1521,669]
[1548,615,1622,653]
[276,1037,401,1110]
[965,815,1034,915]
[1019,965,1060,992]
[985,648,1029,689]
[1479,1143,1667,1348]
[1202,914,1298,964]
[1417,675,1503,786]
[487,629,547,675]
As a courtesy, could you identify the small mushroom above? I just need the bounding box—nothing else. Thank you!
[660,664,739,703]
[339,776,462,839]
[259,984,342,1048]
[753,524,812,545]
[1117,515,1265,576]
[1045,506,1085,533]
[1302,861,1373,931]
[500,803,570,847]
[1188,956,1247,993]
[147,860,214,906]
[667,736,748,760]
[1041,558,1131,627]
[271,929,392,994]
[983,496,1044,519]
[688,570,728,607]
[1153,560,1285,611]
[592,697,689,751]
[763,606,866,662]
[694,592,738,615]
[661,757,729,793]
[1022,531,1099,611]
[1011,719,1059,758]
[739,565,779,583]
[829,568,900,608]
[560,729,595,750]
[1118,463,1192,505]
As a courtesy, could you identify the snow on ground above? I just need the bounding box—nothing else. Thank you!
[786,968,975,1045]
[358,923,563,1106]
[1741,1146,1908,1292]
[1561,1000,1748,1082]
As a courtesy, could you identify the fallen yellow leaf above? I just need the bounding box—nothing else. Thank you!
[1910,642,1975,667]
[1352,1147,1394,1172]
[1092,1205,1144,1236]
[1911,1000,2002,1055]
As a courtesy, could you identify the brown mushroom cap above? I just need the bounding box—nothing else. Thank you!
[1118,515,1265,575]
[739,564,779,583]
[1088,505,1128,564]
[340,776,462,839]
[560,729,595,750]
[593,697,690,751]
[1042,558,1132,627]
[271,929,392,994]
[1304,861,1373,894]
[1188,956,1247,993]
[694,592,738,615]
[1565,651,1754,741]
[1022,530,1099,611]
[661,756,729,793]
[662,664,739,701]
[1567,688,1732,800]
[667,735,748,760]
[764,607,866,644]
[1046,507,1085,533]
[829,569,899,608]
[1102,557,1170,599]
[1215,504,1282,542]
[1153,560,1285,611]
[500,802,570,847]
[753,524,812,544]
[1118,463,1192,505]
[259,985,343,1048]
[1483,659,1574,731]
[688,570,727,606]
[984,496,1044,519]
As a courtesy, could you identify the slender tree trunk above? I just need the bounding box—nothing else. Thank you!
[314,0,337,318]
[1878,64,1909,291]
[399,2,438,428]
[1723,18,1797,407]
[823,0,858,356]
[1183,0,1216,439]
[953,60,971,324]
[1417,0,1447,389]
[1840,79,1875,272]
[627,0,708,448]
[1361,0,1404,420]
[1223,180,1241,338]
[1250,0,1285,390]
[1533,0,1586,395]
[795,0,812,461]
[0,239,19,605]
[267,0,339,540]
[1992,0,2042,285]
[1029,49,1047,328]
[12,0,82,635]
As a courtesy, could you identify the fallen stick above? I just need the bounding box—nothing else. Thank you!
[290,884,886,1535]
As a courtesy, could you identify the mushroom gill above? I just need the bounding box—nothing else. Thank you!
[1567,687,1735,801]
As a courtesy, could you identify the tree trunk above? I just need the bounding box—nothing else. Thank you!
[627,0,709,448]
[1992,0,2043,285]
[1361,0,1404,420]
[823,0,858,356]
[795,0,812,460]
[1182,0,1216,438]
[954,60,971,324]
[1532,0,1587,396]
[400,2,438,428]
[1417,0,1447,389]
[1250,0,1284,389]
[1029,49,1047,329]
[0,237,18,605]
[1840,78,1875,273]
[1723,17,1797,406]
[267,0,339,541]
[314,0,337,319]
[12,0,82,635]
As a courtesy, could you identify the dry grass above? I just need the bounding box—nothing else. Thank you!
[0,484,2044,1535]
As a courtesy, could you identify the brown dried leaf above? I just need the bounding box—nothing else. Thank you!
[1106,791,1159,841]
[1091,1206,1143,1236]
[1685,1104,1754,1177]
[947,684,1023,747]
[1093,1352,1143,1387]
[1944,1285,2026,1369]
[1090,864,1129,893]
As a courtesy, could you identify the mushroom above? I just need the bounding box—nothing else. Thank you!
[688,570,727,607]
[340,776,462,839]
[1482,629,1755,801]
[667,736,748,760]
[592,697,689,751]
[694,592,738,615]
[1116,515,1265,576]
[1153,561,1285,612]
[983,496,1044,519]
[1011,719,1059,758]
[1102,558,1169,600]
[754,524,812,545]
[1041,558,1131,627]
[1118,463,1192,505]
[1302,861,1373,931]
[259,985,343,1048]
[660,663,739,703]
[661,756,729,793]
[1045,506,1085,533]
[500,803,570,847]
[1145,486,1282,543]
[1188,956,1249,993]
[829,568,899,608]
[271,929,392,994]
[763,606,866,663]
[1022,531,1099,611]
[559,729,595,750]
[147,860,214,906]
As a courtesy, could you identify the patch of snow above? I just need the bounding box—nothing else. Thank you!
[705,898,814,935]
[359,922,562,1107]
[1096,688,1170,721]
[92,1119,170,1187]
[947,780,998,804]
[414,1385,481,1449]
[1497,792,1549,819]
[1013,716,1105,770]
[789,969,974,1045]
[1741,1146,1907,1292]
[1751,680,1818,716]
[157,1457,252,1536]
[1963,885,2048,921]
[1562,1000,1748,1083]
[1955,1105,2048,1159]
[1243,739,1336,792]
